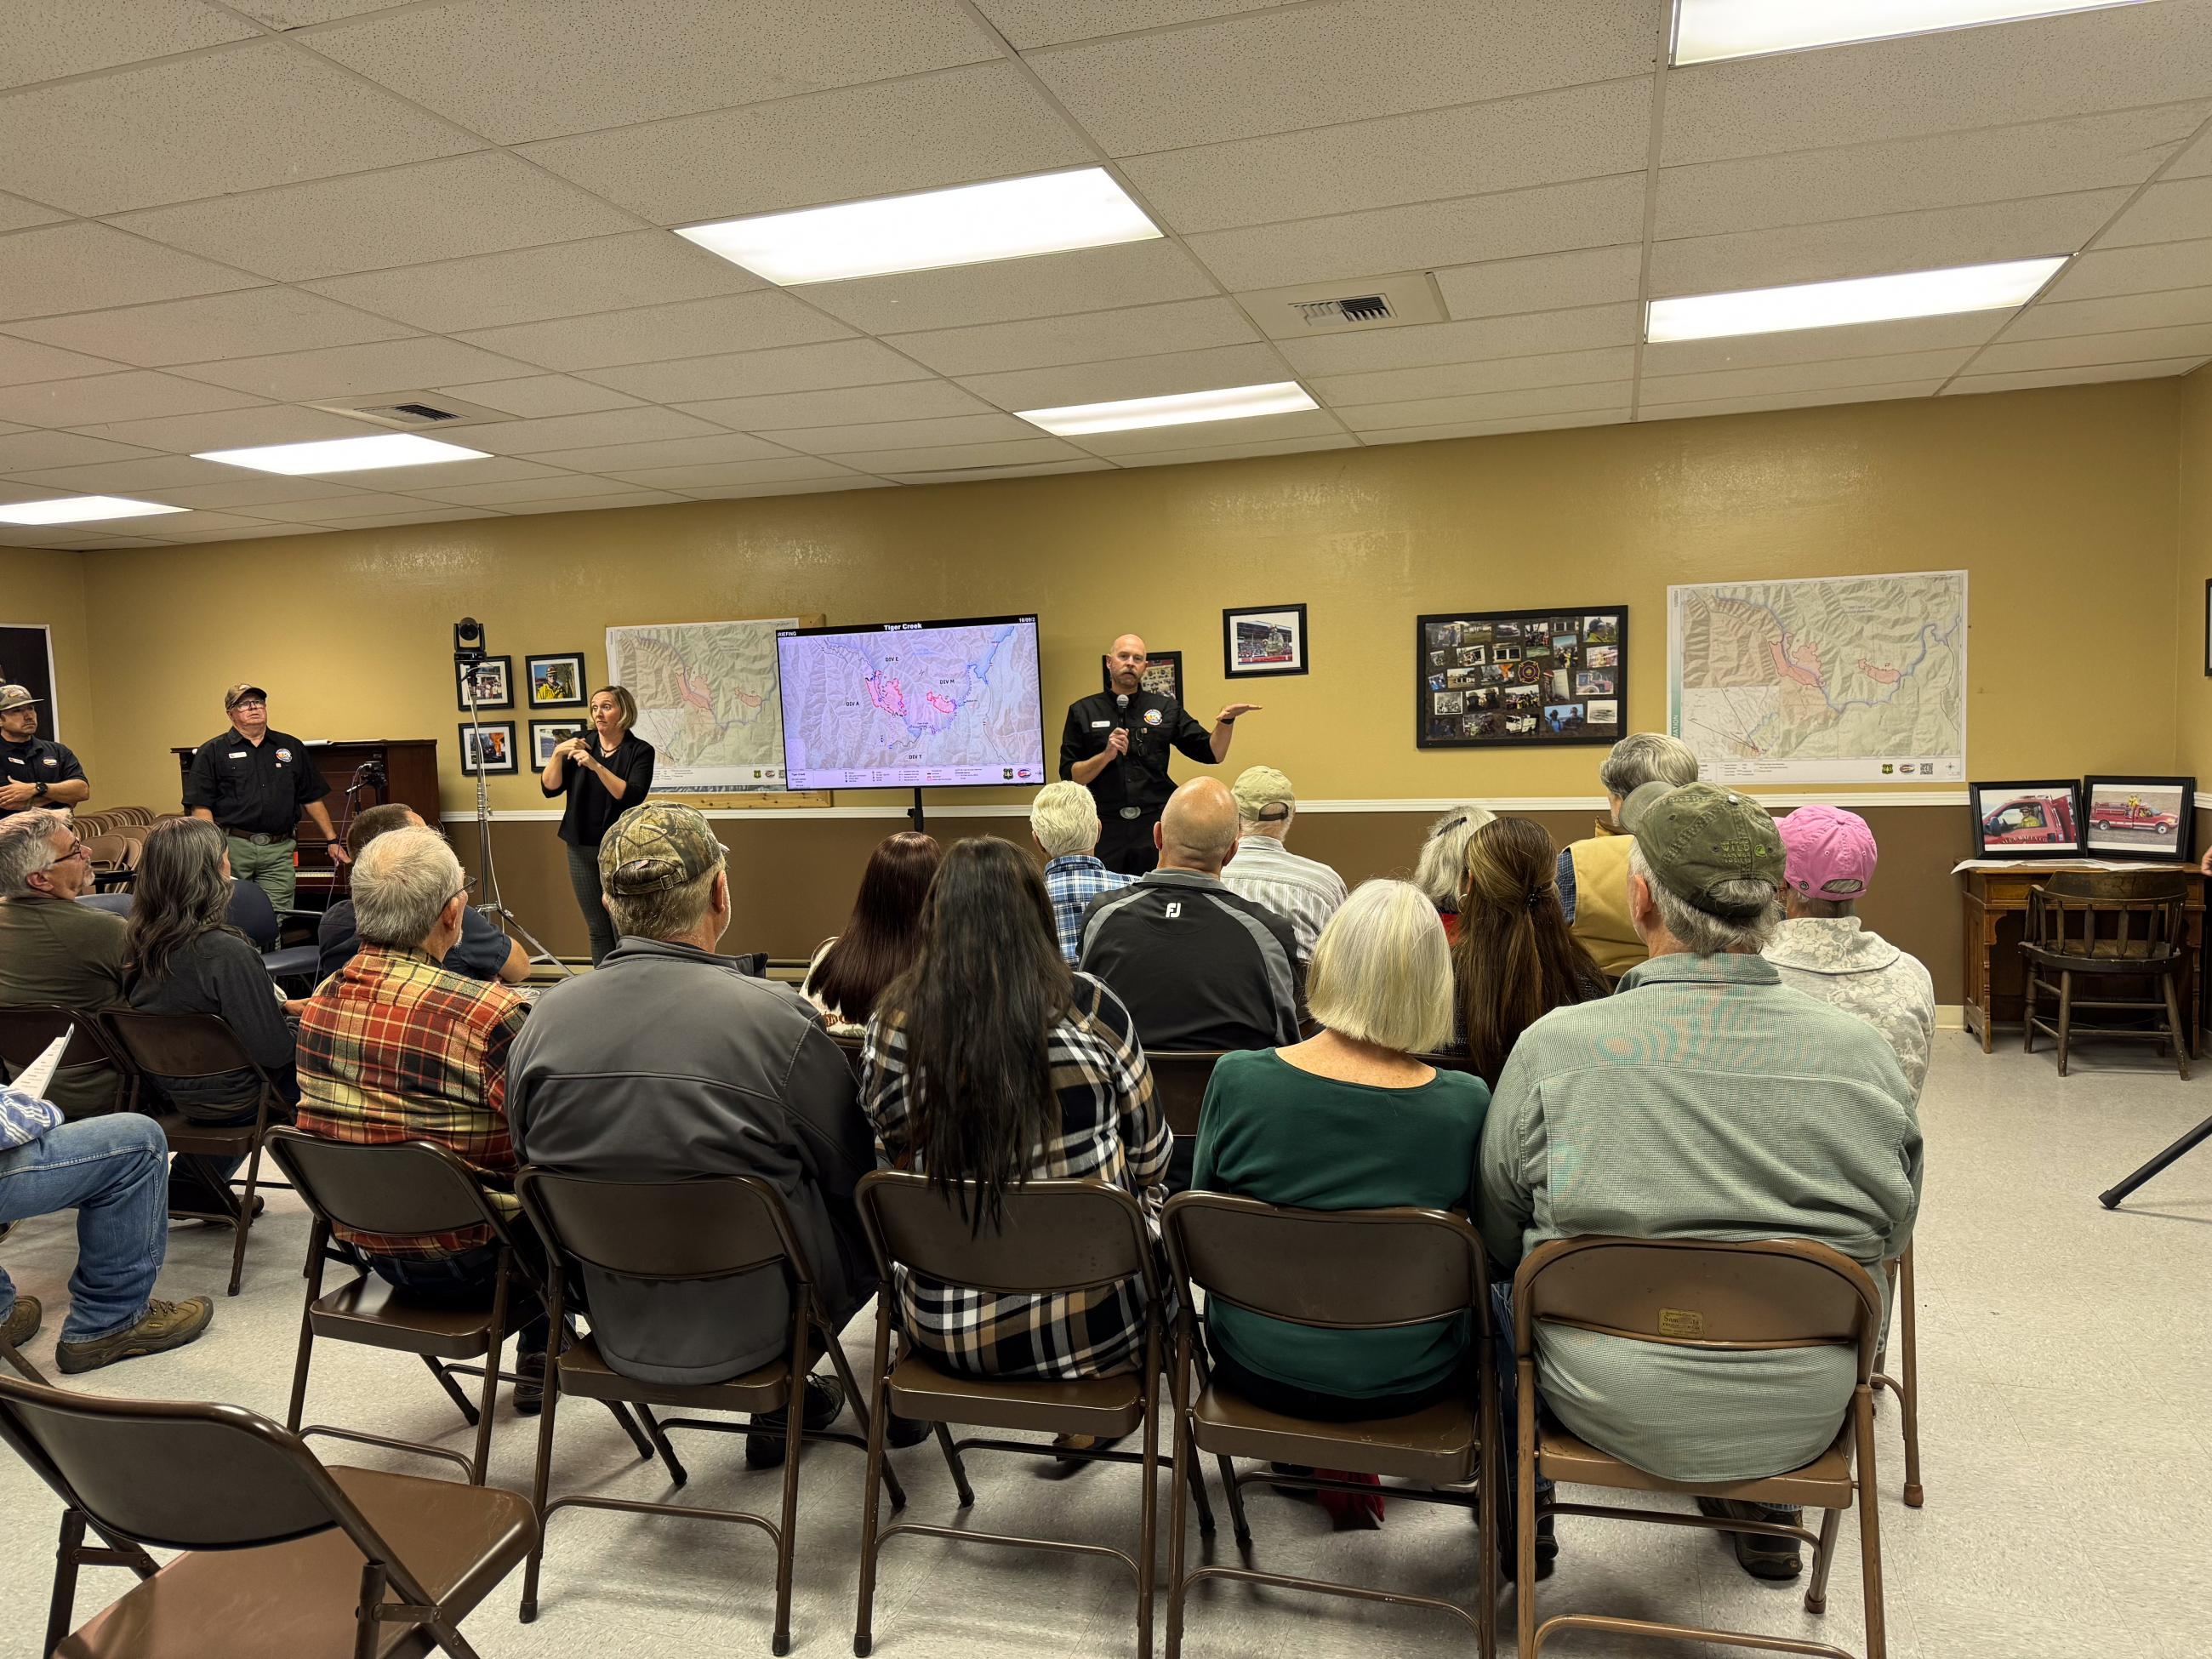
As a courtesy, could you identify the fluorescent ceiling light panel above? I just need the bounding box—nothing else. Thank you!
[0,495,188,526]
[1018,381,1319,437]
[194,433,489,476]
[1646,257,2068,343]
[676,168,1162,286]
[1672,0,2152,63]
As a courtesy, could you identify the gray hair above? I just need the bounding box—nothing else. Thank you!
[1597,733,1699,801]
[1413,804,1496,909]
[1307,879,1455,1053]
[605,864,720,942]
[0,808,70,897]
[351,826,465,948]
[1628,841,1780,956]
[1029,781,1101,858]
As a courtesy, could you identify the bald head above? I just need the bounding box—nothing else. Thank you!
[1156,777,1239,875]
[1107,633,1149,694]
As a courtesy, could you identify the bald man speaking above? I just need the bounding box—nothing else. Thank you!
[1059,632,1259,875]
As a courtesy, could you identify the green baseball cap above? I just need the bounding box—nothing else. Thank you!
[1630,782,1784,919]
[599,802,727,897]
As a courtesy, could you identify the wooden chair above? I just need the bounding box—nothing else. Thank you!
[1872,1246,1923,1508]
[1160,1193,1497,1659]
[852,1169,1215,1659]
[0,1005,130,1120]
[1511,1235,1889,1659]
[2021,870,2191,1077]
[514,1170,902,1655]
[0,1371,537,1659]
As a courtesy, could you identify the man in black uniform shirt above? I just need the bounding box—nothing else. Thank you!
[1059,633,1260,875]
[182,682,349,911]
[0,684,90,811]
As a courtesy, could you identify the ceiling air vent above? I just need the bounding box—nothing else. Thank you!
[1241,271,1448,339]
[305,391,517,430]
[1291,294,1393,328]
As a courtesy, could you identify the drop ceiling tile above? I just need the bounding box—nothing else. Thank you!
[1968,322,2212,376]
[309,0,997,145]
[1637,349,1976,406]
[1661,1,2212,166]
[0,336,131,389]
[498,491,693,515]
[0,430,164,471]
[1656,104,2205,242]
[411,475,637,507]
[828,436,1089,472]
[95,510,282,536]
[301,231,762,335]
[2004,286,2212,341]
[314,506,507,527]
[2046,237,2212,302]
[1310,345,1636,407]
[761,413,1043,456]
[1428,245,1646,322]
[579,339,937,404]
[0,370,265,428]
[146,522,316,541]
[0,40,480,217]
[3,455,239,493]
[85,404,380,454]
[1073,408,1346,456]
[887,298,1261,378]
[1126,79,1650,236]
[298,455,562,493]
[174,338,536,402]
[0,524,92,547]
[0,191,68,235]
[463,407,733,457]
[600,458,868,491]
[1941,356,2208,394]
[1029,0,1656,155]
[1636,382,1942,422]
[1638,311,2011,377]
[676,476,892,499]
[128,477,370,511]
[2172,123,2212,180]
[2100,175,2212,248]
[517,62,1092,226]
[110,152,641,284]
[1,2,258,91]
[674,381,996,432]
[1338,382,1632,430]
[518,434,796,473]
[231,2,419,22]
[954,342,1291,412]
[1185,174,1646,293]
[244,493,445,522]
[972,0,1283,49]
[1280,304,1639,377]
[429,376,642,419]
[1120,433,1360,468]
[6,286,419,368]
[883,459,1113,485]
[1648,191,2130,297]
[801,240,1218,336]
[455,292,855,374]
[0,223,260,322]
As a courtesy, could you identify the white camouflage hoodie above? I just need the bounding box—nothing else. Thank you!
[1764,917,1936,1099]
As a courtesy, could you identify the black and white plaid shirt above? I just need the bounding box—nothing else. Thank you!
[861,972,1172,1380]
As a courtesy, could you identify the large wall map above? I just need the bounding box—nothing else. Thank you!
[1668,572,1966,784]
[605,617,800,793]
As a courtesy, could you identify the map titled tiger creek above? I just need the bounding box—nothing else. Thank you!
[777,615,1046,790]
[1668,571,1967,784]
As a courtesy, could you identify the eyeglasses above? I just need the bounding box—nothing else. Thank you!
[231,700,266,712]
[54,841,89,864]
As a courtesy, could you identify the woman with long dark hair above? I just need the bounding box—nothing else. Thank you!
[1451,816,1607,1083]
[123,816,299,1217]
[861,837,1169,1394]
[540,683,654,966]
[803,831,940,1035]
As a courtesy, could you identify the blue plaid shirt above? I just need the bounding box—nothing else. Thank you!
[1045,853,1135,965]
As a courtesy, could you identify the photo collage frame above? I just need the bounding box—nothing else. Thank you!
[1417,606,1626,749]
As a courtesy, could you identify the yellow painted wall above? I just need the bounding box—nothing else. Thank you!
[2176,364,2212,787]
[0,545,94,773]
[65,379,2185,818]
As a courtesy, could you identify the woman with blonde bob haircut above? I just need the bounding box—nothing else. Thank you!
[1191,879,1489,1427]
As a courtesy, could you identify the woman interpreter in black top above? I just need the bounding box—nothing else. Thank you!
[539,684,655,966]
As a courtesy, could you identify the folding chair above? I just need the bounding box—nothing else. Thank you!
[0,1005,131,1120]
[266,1130,653,1486]
[1511,1235,1889,1659]
[1872,1246,1923,1508]
[0,1371,537,1659]
[1145,1049,1227,1191]
[515,1169,899,1655]
[853,1169,1217,1659]
[1160,1194,1497,1659]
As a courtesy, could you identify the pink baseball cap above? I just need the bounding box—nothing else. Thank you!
[1777,805,1878,899]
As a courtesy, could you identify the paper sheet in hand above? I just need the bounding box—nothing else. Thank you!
[14,1032,71,1101]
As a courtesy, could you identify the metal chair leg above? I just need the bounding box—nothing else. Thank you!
[422,1354,481,1428]
[1898,1247,1923,1508]
[1854,1388,1890,1659]
[934,1422,974,1508]
[635,1404,687,1488]
[1803,1504,1844,1615]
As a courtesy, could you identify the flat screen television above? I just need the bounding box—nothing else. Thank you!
[776,613,1046,791]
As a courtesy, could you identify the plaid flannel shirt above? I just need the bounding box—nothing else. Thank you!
[1044,853,1135,966]
[296,945,531,1259]
[861,972,1172,1380]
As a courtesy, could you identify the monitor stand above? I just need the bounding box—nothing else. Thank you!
[907,787,926,835]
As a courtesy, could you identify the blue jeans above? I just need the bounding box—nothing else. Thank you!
[0,1115,170,1343]
[370,1242,550,1355]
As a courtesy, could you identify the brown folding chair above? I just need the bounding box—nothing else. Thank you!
[0,1005,131,1119]
[1872,1246,1923,1508]
[101,1009,290,1296]
[1511,1236,1890,1659]
[1160,1194,1497,1659]
[515,1169,901,1655]
[1,1327,48,1383]
[852,1169,1214,1659]
[2022,869,2192,1077]
[1147,1049,1228,1191]
[0,1371,538,1659]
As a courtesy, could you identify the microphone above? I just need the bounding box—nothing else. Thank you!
[1115,692,1137,758]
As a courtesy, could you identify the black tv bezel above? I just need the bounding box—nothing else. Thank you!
[774,612,1046,791]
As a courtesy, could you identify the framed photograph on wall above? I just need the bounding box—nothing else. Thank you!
[1416,605,1626,749]
[456,654,512,711]
[530,719,584,770]
[2081,775,2196,862]
[459,721,517,777]
[1101,647,1183,705]
[1969,779,2082,858]
[1223,603,1308,677]
[526,652,586,709]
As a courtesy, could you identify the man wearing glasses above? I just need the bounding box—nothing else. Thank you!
[0,684,90,811]
[0,809,128,1116]
[181,681,349,910]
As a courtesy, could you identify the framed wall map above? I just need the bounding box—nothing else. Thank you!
[1417,607,1626,750]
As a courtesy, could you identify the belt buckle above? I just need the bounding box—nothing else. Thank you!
[1117,807,1143,821]
[250,832,272,846]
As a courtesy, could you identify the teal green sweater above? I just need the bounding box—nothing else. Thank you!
[1191,1047,1491,1399]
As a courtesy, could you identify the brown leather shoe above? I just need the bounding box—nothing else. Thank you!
[56,1297,214,1375]
[1,1294,41,1348]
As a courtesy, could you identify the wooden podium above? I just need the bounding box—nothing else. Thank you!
[170,738,440,904]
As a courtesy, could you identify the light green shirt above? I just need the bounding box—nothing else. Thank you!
[1479,950,1921,1482]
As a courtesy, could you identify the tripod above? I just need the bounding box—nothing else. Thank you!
[459,664,573,978]
[2099,1114,2212,1207]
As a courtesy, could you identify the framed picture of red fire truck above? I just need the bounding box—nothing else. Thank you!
[2080,776,2195,863]
[1969,780,2081,858]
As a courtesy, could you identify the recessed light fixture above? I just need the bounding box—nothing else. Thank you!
[194,433,489,476]
[1018,382,1320,437]
[676,167,1162,286]
[1672,0,2151,64]
[1645,257,2069,343]
[0,495,189,526]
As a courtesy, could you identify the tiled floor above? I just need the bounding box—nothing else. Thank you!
[3,1029,2208,1656]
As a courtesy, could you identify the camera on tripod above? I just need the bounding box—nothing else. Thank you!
[453,616,487,668]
